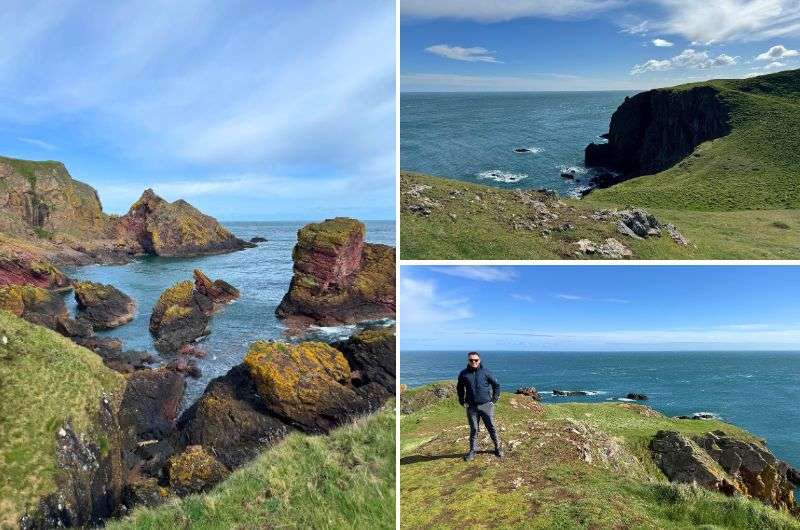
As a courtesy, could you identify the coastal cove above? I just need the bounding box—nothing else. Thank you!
[62,220,395,406]
[401,349,800,471]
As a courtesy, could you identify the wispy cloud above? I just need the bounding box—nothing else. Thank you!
[511,293,535,302]
[631,48,738,74]
[557,293,630,303]
[17,137,56,150]
[425,44,500,63]
[401,72,645,92]
[652,38,674,47]
[403,0,623,23]
[401,278,472,324]
[434,266,518,282]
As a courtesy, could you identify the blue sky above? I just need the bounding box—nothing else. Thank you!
[402,0,800,91]
[400,265,800,351]
[0,1,395,220]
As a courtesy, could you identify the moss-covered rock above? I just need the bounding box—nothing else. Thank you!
[117,189,252,257]
[0,255,71,290]
[166,445,229,496]
[334,327,396,402]
[74,280,136,330]
[0,310,126,528]
[276,218,395,326]
[0,284,68,330]
[243,341,370,432]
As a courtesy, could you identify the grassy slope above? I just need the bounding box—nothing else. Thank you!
[400,172,800,259]
[0,310,124,527]
[108,405,396,530]
[589,70,800,211]
[400,384,800,530]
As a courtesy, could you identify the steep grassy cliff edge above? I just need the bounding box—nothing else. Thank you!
[400,382,800,530]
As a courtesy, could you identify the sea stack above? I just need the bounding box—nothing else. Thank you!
[275,217,395,326]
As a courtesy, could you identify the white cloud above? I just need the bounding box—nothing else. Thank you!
[403,0,623,22]
[511,294,535,302]
[434,266,517,282]
[557,293,630,303]
[652,38,674,47]
[400,278,472,324]
[756,44,799,60]
[631,48,738,74]
[765,60,787,68]
[17,137,56,150]
[621,20,651,35]
[425,44,499,63]
[648,0,800,43]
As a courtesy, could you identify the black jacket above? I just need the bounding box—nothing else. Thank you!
[457,364,500,406]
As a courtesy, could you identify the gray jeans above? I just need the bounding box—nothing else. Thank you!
[466,401,499,452]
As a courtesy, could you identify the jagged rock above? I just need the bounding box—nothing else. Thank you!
[116,189,253,257]
[0,256,71,290]
[626,393,648,401]
[598,238,632,259]
[249,236,267,243]
[56,314,94,338]
[695,430,797,511]
[0,284,68,331]
[553,389,589,396]
[177,364,291,469]
[166,445,229,496]
[150,269,238,353]
[515,387,541,400]
[73,281,136,330]
[574,239,597,255]
[585,86,731,178]
[118,369,185,475]
[650,431,736,493]
[334,327,396,402]
[276,218,395,326]
[244,341,370,432]
[164,355,201,378]
[618,209,660,239]
[666,223,690,245]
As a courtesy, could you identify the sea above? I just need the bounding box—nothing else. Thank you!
[400,350,800,470]
[62,220,395,407]
[400,91,633,195]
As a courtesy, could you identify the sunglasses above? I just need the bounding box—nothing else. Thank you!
[468,358,480,363]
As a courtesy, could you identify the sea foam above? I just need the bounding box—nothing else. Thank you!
[477,170,529,183]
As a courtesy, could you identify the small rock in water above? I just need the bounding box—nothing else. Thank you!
[249,236,267,243]
[626,393,648,401]
[514,148,535,154]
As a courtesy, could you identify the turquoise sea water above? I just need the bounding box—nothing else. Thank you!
[400,91,632,195]
[62,220,395,406]
[401,349,800,470]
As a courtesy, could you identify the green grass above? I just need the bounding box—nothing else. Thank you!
[400,383,800,529]
[0,310,124,527]
[108,405,396,530]
[590,69,800,211]
[400,172,800,259]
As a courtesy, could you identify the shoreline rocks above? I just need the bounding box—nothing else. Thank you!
[74,281,136,330]
[515,387,541,400]
[276,217,395,326]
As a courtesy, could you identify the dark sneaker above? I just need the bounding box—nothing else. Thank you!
[463,451,475,461]
[494,447,504,458]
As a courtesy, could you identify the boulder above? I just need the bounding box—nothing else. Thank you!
[243,341,370,432]
[626,393,648,401]
[249,236,267,243]
[333,327,396,401]
[177,364,291,469]
[0,284,68,331]
[164,355,201,379]
[598,238,632,259]
[515,387,541,400]
[166,445,229,496]
[73,280,136,330]
[650,431,736,493]
[275,218,395,326]
[115,189,253,257]
[192,269,240,306]
[56,315,94,338]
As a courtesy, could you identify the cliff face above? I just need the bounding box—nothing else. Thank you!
[585,86,731,177]
[0,157,109,239]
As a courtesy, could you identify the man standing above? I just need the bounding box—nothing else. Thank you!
[457,351,502,461]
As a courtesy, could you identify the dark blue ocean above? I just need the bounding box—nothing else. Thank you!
[401,350,800,470]
[400,91,632,196]
[62,220,395,406]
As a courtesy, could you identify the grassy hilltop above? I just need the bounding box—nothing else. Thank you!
[400,69,800,259]
[400,383,800,530]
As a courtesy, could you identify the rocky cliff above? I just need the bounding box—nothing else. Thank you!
[585,86,731,179]
[276,217,395,326]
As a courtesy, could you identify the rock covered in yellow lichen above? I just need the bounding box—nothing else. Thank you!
[73,280,136,330]
[243,341,370,432]
[0,284,68,330]
[166,445,229,496]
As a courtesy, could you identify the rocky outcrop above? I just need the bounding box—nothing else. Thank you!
[651,430,798,512]
[0,255,71,290]
[400,381,458,415]
[0,284,69,330]
[585,86,731,178]
[516,387,541,400]
[149,270,239,353]
[333,327,396,402]
[176,364,291,469]
[166,445,229,496]
[74,281,136,330]
[244,341,372,432]
[116,189,252,257]
[276,217,395,326]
